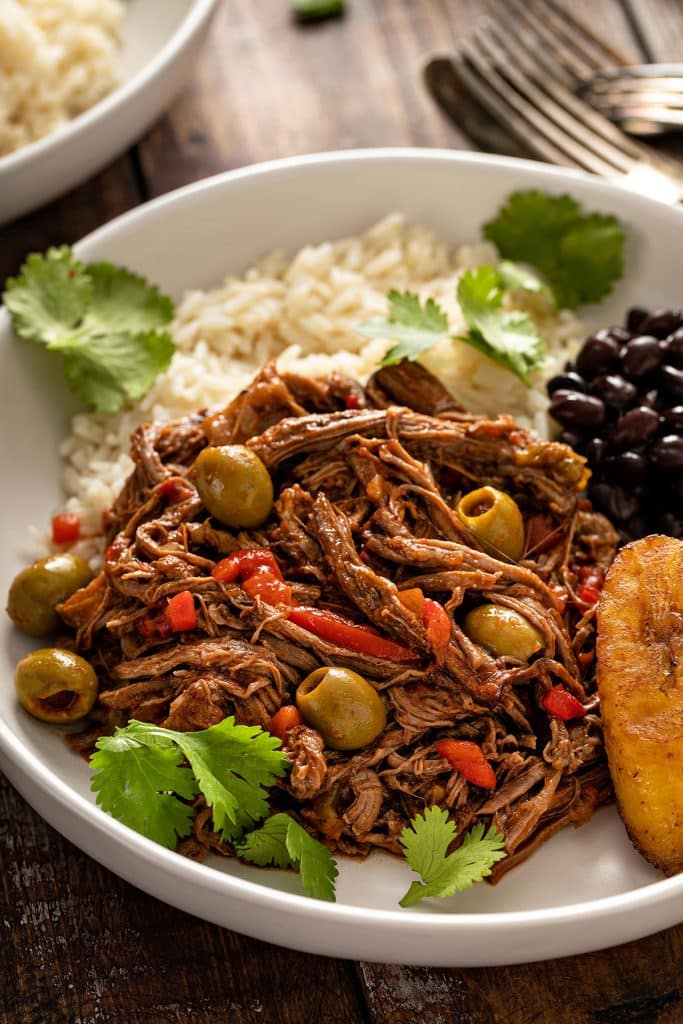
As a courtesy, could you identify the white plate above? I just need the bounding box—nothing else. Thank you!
[0,0,218,225]
[1,150,682,967]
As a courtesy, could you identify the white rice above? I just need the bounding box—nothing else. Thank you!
[0,0,124,157]
[43,215,585,565]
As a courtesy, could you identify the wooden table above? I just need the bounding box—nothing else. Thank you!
[2,2,683,1021]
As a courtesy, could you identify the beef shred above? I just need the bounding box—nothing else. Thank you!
[59,359,618,878]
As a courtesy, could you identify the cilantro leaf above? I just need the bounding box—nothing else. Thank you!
[497,260,555,306]
[399,807,506,908]
[172,719,288,840]
[90,729,198,849]
[90,718,288,847]
[358,289,451,365]
[3,247,175,413]
[483,190,626,309]
[237,813,338,902]
[456,266,547,386]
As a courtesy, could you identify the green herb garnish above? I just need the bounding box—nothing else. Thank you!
[292,0,345,21]
[3,246,175,413]
[236,812,338,902]
[359,265,547,386]
[399,806,506,908]
[483,189,626,309]
[90,717,288,847]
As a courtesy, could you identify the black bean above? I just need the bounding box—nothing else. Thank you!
[549,392,606,430]
[626,306,649,334]
[608,406,660,450]
[621,335,663,377]
[547,372,587,396]
[558,430,584,450]
[590,373,637,410]
[640,309,683,339]
[640,389,661,410]
[659,365,683,401]
[654,510,683,539]
[607,326,632,343]
[661,328,683,369]
[590,482,640,522]
[621,513,649,541]
[605,451,648,487]
[661,406,683,432]
[576,332,621,379]
[584,436,608,467]
[564,359,577,373]
[649,435,683,472]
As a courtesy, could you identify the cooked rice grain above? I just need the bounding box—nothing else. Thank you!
[52,215,585,565]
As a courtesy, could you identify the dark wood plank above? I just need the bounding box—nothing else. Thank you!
[0,774,368,1024]
[357,927,683,1024]
[0,155,142,282]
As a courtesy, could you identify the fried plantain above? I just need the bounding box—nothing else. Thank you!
[597,534,683,875]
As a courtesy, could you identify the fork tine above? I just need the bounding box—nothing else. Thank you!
[487,0,625,84]
[455,37,621,175]
[477,18,650,164]
[470,21,640,175]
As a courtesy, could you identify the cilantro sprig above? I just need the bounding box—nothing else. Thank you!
[236,812,338,902]
[483,190,626,309]
[90,717,287,846]
[399,807,506,907]
[359,265,547,386]
[3,246,175,413]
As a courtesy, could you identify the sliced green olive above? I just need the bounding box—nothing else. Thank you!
[456,486,525,561]
[7,553,94,637]
[194,444,273,528]
[296,666,387,751]
[463,604,543,661]
[15,648,98,724]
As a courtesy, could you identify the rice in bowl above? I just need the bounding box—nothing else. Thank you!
[48,215,585,564]
[0,0,124,157]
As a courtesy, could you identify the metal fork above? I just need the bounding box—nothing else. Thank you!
[581,64,683,136]
[423,1,683,202]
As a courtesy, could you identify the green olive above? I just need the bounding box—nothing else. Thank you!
[194,444,274,528]
[15,647,98,724]
[455,486,525,561]
[296,666,387,751]
[463,604,543,661]
[7,553,94,637]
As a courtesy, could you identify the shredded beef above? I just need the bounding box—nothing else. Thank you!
[60,358,617,873]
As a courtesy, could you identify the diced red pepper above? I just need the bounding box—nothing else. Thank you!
[398,588,426,618]
[577,582,601,605]
[268,705,303,744]
[212,548,283,584]
[104,535,127,563]
[542,685,587,721]
[435,739,496,789]
[423,598,451,655]
[242,567,293,606]
[550,584,569,615]
[138,610,172,640]
[525,513,560,556]
[345,393,360,410]
[165,590,197,632]
[288,607,419,664]
[52,513,80,545]
[159,478,193,503]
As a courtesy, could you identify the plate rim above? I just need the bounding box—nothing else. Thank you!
[2,147,683,959]
[0,0,218,176]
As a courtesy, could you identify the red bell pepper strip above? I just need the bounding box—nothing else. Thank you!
[541,685,587,721]
[288,607,419,664]
[268,705,303,744]
[242,567,293,606]
[52,513,80,545]
[212,548,283,584]
[158,478,194,503]
[423,598,451,655]
[435,739,496,789]
[398,588,426,618]
[165,590,197,632]
[577,582,601,605]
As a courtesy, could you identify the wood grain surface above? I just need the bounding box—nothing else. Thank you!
[2,2,683,1022]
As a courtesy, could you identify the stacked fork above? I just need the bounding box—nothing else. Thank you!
[424,0,683,202]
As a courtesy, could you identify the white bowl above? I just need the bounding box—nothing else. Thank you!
[0,0,218,225]
[1,150,682,966]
